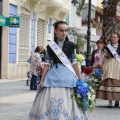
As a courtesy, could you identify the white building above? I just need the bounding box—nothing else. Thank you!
[0,0,71,79]
[66,0,103,53]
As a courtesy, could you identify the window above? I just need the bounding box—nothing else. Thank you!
[90,44,95,53]
[18,13,30,62]
[48,18,51,33]
[82,8,88,20]
[9,4,17,63]
[66,14,69,25]
[82,8,95,20]
[91,9,95,19]
[31,13,35,53]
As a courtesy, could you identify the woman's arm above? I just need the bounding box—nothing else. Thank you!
[73,63,81,80]
[38,65,49,89]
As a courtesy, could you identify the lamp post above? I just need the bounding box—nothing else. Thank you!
[86,0,109,67]
[71,0,78,6]
[86,0,91,67]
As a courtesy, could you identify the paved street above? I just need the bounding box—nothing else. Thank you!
[0,79,120,120]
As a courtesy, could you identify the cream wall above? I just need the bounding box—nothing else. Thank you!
[1,0,9,79]
[97,0,103,8]
[7,0,71,79]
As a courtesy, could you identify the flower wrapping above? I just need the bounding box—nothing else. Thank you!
[76,80,89,111]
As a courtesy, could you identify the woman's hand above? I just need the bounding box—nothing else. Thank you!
[38,81,43,89]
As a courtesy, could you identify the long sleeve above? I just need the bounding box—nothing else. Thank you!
[91,50,95,66]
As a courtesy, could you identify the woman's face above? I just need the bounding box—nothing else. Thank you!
[54,24,68,40]
[111,34,119,44]
[97,43,103,49]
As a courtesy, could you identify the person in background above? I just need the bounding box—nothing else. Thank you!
[40,47,46,61]
[91,39,104,69]
[97,32,120,108]
[30,46,43,90]
[76,50,83,71]
[80,51,86,72]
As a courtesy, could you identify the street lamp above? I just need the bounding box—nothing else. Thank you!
[101,0,109,8]
[71,0,78,6]
[86,0,91,67]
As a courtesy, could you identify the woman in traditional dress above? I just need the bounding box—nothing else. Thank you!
[97,32,120,108]
[29,21,85,120]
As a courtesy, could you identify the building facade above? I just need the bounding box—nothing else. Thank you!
[0,0,70,79]
[66,0,103,53]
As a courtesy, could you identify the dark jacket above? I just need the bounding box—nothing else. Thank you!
[90,49,97,66]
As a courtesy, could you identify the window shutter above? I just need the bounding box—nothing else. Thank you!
[18,13,30,62]
[37,19,44,47]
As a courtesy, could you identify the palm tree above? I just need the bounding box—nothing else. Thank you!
[102,0,120,45]
[75,0,120,45]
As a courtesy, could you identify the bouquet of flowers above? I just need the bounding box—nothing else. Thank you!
[72,67,102,114]
[88,68,102,91]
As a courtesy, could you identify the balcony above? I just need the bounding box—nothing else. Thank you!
[18,0,70,20]
[79,26,96,36]
[34,0,71,20]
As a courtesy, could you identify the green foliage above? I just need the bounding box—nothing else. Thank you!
[75,37,86,52]
[88,69,102,91]
[92,22,98,28]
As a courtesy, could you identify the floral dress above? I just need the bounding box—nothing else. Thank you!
[30,53,41,76]
[29,40,85,120]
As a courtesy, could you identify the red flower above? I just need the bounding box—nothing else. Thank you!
[84,67,91,75]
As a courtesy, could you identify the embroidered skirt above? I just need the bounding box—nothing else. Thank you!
[29,87,85,120]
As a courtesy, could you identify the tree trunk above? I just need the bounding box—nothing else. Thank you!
[102,0,120,45]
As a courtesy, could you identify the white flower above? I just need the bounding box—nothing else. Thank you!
[77,94,81,98]
[91,96,95,101]
[87,92,92,100]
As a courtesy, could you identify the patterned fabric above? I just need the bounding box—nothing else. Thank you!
[37,63,44,75]
[30,53,41,76]
[92,49,104,68]
[58,40,64,49]
[29,87,85,120]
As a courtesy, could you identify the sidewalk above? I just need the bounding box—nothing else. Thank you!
[0,79,120,120]
[0,78,36,120]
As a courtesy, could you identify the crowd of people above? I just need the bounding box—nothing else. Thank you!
[28,20,120,120]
